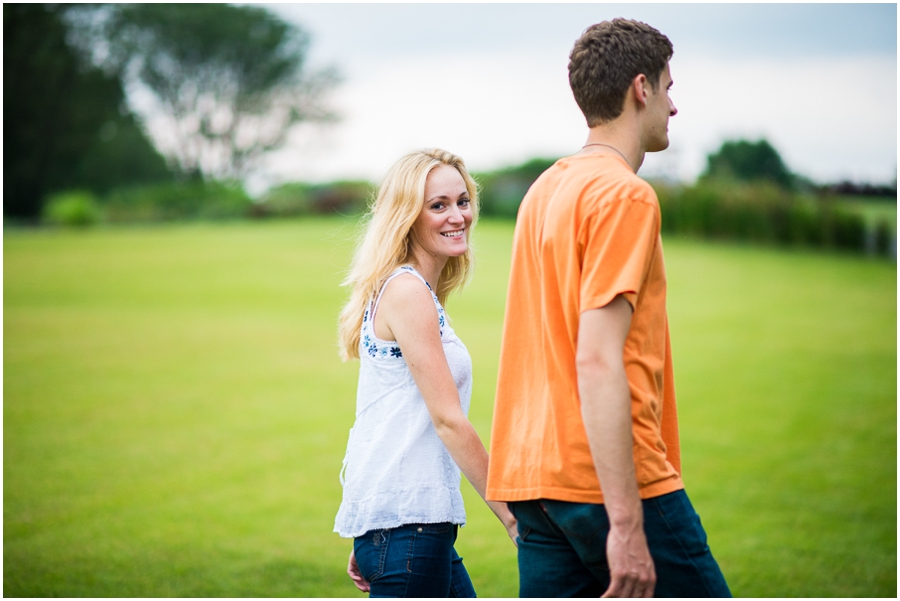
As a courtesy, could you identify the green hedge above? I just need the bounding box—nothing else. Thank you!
[474,159,890,257]
[103,181,253,222]
[654,180,878,253]
[251,181,371,218]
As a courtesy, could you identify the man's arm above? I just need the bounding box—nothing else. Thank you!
[577,294,655,598]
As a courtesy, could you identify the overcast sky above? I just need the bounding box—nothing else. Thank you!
[252,3,897,191]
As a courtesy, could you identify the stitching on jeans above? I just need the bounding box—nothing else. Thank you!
[651,496,715,596]
[373,529,389,582]
[406,527,416,574]
[402,527,415,597]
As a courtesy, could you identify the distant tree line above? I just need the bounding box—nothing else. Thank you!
[824,181,897,198]
[698,139,896,199]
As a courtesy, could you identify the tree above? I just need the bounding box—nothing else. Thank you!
[3,4,172,219]
[702,139,794,189]
[77,4,339,181]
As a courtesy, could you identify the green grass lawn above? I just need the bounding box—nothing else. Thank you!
[4,218,896,597]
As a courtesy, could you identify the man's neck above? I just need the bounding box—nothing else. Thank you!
[581,121,644,173]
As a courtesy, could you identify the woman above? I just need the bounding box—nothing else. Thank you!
[334,149,517,597]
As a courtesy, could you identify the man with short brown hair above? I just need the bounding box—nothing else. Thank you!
[486,19,731,597]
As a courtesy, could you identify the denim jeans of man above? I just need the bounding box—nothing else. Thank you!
[510,489,731,598]
[353,522,476,598]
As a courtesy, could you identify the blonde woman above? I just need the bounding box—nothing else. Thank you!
[334,149,517,597]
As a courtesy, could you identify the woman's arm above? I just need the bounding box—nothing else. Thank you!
[376,274,517,543]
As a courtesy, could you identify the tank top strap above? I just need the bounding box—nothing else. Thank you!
[371,265,439,316]
[368,266,444,340]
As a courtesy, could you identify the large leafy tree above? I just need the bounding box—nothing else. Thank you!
[702,139,795,189]
[3,4,172,219]
[77,4,339,181]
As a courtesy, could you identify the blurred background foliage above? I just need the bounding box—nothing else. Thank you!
[3,4,895,259]
[3,4,173,221]
[4,3,338,223]
[68,3,340,181]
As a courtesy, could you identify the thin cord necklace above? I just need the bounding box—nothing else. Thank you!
[582,142,628,165]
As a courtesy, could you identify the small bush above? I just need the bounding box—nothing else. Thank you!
[42,191,103,227]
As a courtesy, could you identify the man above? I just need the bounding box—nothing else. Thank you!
[486,19,731,598]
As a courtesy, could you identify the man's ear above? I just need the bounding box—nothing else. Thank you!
[632,73,649,108]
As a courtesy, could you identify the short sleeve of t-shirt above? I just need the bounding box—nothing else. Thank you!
[579,191,659,313]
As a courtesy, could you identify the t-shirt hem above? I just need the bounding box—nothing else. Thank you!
[487,476,683,504]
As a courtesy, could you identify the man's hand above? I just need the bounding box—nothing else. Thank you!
[601,522,656,597]
[347,549,370,593]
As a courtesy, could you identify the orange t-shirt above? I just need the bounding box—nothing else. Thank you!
[486,153,683,504]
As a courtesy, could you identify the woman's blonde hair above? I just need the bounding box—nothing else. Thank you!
[337,148,480,361]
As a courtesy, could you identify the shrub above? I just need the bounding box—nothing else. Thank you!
[103,181,252,222]
[41,190,103,227]
[875,220,895,258]
[826,206,867,250]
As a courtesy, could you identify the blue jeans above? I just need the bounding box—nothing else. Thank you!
[353,522,476,598]
[510,490,731,598]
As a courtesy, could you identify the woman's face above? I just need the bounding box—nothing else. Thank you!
[410,164,473,259]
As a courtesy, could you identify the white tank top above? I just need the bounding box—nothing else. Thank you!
[334,266,473,538]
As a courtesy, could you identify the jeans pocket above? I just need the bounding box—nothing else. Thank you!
[653,491,710,558]
[355,529,390,582]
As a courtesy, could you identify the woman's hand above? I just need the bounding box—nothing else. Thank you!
[488,500,518,547]
[347,549,370,593]
[505,517,519,547]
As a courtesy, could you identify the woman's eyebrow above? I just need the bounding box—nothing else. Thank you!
[426,191,468,202]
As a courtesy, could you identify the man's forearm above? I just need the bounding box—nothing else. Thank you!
[578,359,643,527]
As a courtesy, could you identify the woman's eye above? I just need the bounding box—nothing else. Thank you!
[431,202,445,210]
[459,199,470,207]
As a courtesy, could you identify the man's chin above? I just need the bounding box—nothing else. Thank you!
[648,139,670,153]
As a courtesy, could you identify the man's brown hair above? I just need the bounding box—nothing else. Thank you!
[568,19,673,127]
